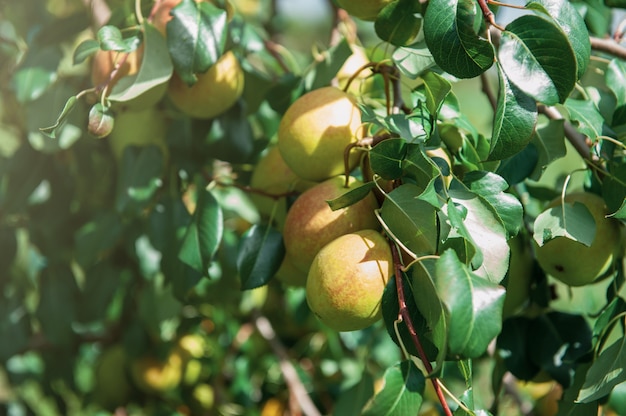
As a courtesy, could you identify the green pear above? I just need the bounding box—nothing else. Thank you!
[306,229,393,331]
[250,145,316,230]
[108,106,169,165]
[534,192,621,286]
[93,345,133,410]
[282,175,380,274]
[502,235,534,318]
[336,0,393,21]
[278,86,363,182]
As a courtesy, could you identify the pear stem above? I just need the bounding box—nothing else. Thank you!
[390,243,453,416]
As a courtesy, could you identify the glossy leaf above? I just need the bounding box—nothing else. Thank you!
[577,335,626,403]
[495,143,539,185]
[499,15,577,105]
[97,25,139,52]
[72,39,99,64]
[423,0,494,78]
[529,119,566,180]
[606,58,626,125]
[108,23,173,106]
[532,201,596,247]
[565,99,604,139]
[327,181,376,211]
[392,40,435,78]
[375,0,422,46]
[447,182,510,283]
[178,188,223,274]
[463,171,524,238]
[526,0,591,79]
[435,250,505,358]
[370,138,408,180]
[361,360,425,416]
[422,71,452,117]
[380,184,439,257]
[167,0,227,85]
[237,224,284,290]
[489,62,537,161]
[603,163,626,217]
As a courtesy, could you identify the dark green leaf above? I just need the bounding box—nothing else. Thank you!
[207,102,255,164]
[565,99,604,140]
[496,316,541,380]
[370,138,408,180]
[606,59,626,125]
[115,145,164,215]
[73,39,100,64]
[178,188,223,274]
[167,0,227,85]
[333,372,374,416]
[499,15,577,105]
[36,265,79,346]
[0,295,31,362]
[327,182,376,211]
[532,201,596,247]
[577,335,626,403]
[375,0,422,46]
[74,211,123,268]
[489,62,537,161]
[381,184,439,257]
[602,163,626,217]
[76,262,123,324]
[526,0,591,80]
[495,142,539,185]
[435,250,505,358]
[423,0,494,78]
[361,360,425,416]
[529,119,567,180]
[237,224,284,290]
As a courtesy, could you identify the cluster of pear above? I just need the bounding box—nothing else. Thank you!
[251,83,393,332]
[533,191,623,287]
[92,333,214,412]
[90,0,244,154]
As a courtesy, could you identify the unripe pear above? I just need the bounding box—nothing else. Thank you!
[502,235,534,318]
[278,86,363,182]
[108,106,169,165]
[250,145,316,230]
[336,0,394,21]
[130,350,183,394]
[167,51,244,119]
[282,175,380,274]
[534,192,621,286]
[306,229,392,331]
[92,345,133,410]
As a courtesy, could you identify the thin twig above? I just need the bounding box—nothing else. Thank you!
[251,309,322,416]
[590,37,626,60]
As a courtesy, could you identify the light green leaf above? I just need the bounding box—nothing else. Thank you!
[361,360,425,416]
[423,0,494,78]
[606,59,626,125]
[392,40,435,78]
[327,182,376,211]
[422,71,452,117]
[530,118,567,180]
[498,15,577,105]
[565,99,604,140]
[532,201,596,247]
[39,96,78,139]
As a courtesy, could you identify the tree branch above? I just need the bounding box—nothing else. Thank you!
[590,36,626,60]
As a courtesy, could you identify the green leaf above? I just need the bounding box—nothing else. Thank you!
[304,38,353,91]
[374,0,422,46]
[532,201,596,247]
[178,188,223,274]
[422,71,452,116]
[333,372,374,416]
[435,250,505,358]
[525,0,591,80]
[36,265,79,346]
[361,360,425,416]
[74,211,123,268]
[462,171,524,238]
[207,102,255,164]
[76,262,123,324]
[167,0,227,85]
[237,224,284,290]
[498,15,577,105]
[115,145,164,215]
[496,316,542,380]
[577,335,626,403]
[11,45,62,103]
[606,59,626,125]
[602,163,626,217]
[97,25,139,52]
[370,138,408,180]
[529,118,566,180]
[327,181,376,211]
[39,95,78,139]
[423,0,494,78]
[489,62,537,161]
[392,40,435,78]
[73,39,100,64]
[0,294,31,362]
[495,143,539,185]
[108,23,173,107]
[381,184,439,257]
[447,182,510,283]
[565,99,604,140]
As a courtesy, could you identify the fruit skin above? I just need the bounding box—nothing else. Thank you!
[502,235,534,318]
[250,145,316,230]
[91,47,143,93]
[130,349,184,394]
[533,192,621,286]
[92,345,133,410]
[282,175,380,274]
[108,106,169,165]
[306,229,392,331]
[336,46,373,96]
[278,86,363,182]
[167,51,244,119]
[152,0,234,36]
[336,0,394,21]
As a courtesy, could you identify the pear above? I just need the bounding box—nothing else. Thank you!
[278,86,362,182]
[336,0,393,21]
[534,192,621,286]
[130,350,183,394]
[306,229,392,331]
[282,175,380,274]
[92,345,133,410]
[108,106,169,165]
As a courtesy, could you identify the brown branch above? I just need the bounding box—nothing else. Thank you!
[252,309,322,416]
[590,36,626,60]
[390,244,453,416]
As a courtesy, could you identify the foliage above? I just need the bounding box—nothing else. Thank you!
[1,0,626,414]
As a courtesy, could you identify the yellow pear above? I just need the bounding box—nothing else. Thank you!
[130,350,183,394]
[534,192,621,286]
[277,86,363,182]
[306,229,392,331]
[108,106,169,165]
[336,45,373,96]
[91,47,143,93]
[167,51,244,119]
[250,145,316,230]
[336,0,394,21]
[282,175,380,274]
